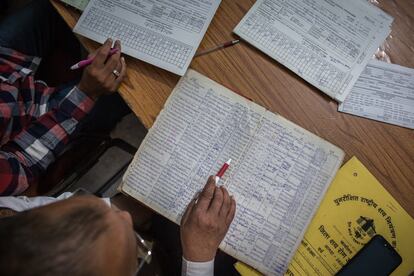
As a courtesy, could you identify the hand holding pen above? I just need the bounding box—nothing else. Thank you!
[181,175,236,262]
[192,158,232,207]
[70,48,119,70]
[76,38,127,100]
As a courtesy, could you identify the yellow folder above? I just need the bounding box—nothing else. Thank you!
[235,157,414,275]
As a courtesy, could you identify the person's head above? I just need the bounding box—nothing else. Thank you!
[0,195,137,276]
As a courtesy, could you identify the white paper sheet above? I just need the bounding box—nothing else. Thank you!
[122,69,344,275]
[61,0,89,10]
[74,0,221,75]
[234,0,393,102]
[339,60,414,129]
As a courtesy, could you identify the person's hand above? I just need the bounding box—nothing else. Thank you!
[180,176,236,262]
[78,38,127,100]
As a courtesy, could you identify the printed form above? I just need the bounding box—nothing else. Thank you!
[234,0,393,102]
[122,70,344,275]
[74,0,221,75]
[339,60,414,130]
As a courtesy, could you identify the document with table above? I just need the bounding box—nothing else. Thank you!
[234,0,393,102]
[339,60,414,130]
[74,0,221,75]
[121,69,344,275]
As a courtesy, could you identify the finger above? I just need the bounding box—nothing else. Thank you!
[195,176,216,212]
[88,51,97,59]
[107,59,122,81]
[208,185,224,214]
[113,39,121,51]
[181,197,196,225]
[104,40,122,74]
[226,197,236,225]
[93,38,113,66]
[219,187,231,218]
[112,57,127,90]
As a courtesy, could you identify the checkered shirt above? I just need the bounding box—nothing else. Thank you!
[0,46,94,195]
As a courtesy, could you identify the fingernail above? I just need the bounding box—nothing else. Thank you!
[121,57,125,61]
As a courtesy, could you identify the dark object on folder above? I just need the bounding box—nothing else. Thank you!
[336,235,402,276]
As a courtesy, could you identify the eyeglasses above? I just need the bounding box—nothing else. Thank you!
[134,231,152,275]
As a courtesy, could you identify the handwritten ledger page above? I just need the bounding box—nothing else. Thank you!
[74,0,221,75]
[339,60,414,130]
[234,0,393,102]
[121,70,344,275]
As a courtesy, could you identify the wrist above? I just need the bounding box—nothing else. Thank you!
[58,86,95,120]
[183,249,216,262]
[182,256,215,264]
[77,84,99,101]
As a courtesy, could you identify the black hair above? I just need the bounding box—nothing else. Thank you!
[0,198,109,276]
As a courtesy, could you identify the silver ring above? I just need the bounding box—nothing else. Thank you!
[112,69,120,78]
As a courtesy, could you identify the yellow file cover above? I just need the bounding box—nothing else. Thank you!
[236,157,414,275]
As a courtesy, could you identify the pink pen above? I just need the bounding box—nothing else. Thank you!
[70,48,119,70]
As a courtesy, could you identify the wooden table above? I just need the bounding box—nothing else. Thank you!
[51,0,414,216]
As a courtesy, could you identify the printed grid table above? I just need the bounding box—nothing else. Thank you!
[79,7,192,69]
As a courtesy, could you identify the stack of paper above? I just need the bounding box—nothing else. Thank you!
[339,60,414,129]
[234,0,393,102]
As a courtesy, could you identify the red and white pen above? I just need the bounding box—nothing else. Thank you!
[215,159,232,185]
[70,48,119,70]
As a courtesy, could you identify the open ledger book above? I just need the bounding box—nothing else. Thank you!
[121,70,344,275]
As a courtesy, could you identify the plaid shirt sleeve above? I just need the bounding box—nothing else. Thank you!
[0,87,94,195]
[0,47,94,195]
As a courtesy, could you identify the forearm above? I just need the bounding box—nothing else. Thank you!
[0,150,34,195]
[0,86,94,195]
[12,86,94,168]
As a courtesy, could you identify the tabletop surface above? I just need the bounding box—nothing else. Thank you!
[50,0,414,216]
